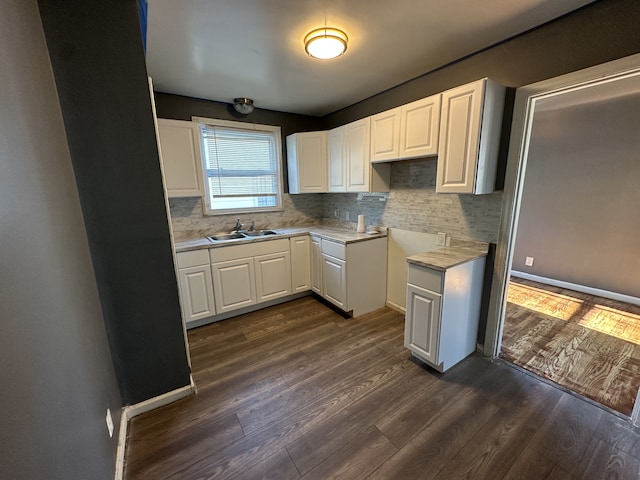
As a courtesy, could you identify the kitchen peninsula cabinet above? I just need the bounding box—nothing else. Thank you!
[286,131,328,193]
[157,118,204,197]
[328,119,390,193]
[312,236,387,316]
[370,94,441,162]
[176,249,216,324]
[436,78,505,194]
[405,254,486,372]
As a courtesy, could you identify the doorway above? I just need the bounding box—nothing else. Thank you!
[484,54,640,423]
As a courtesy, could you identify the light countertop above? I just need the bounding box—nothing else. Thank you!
[174,226,386,253]
[407,243,489,271]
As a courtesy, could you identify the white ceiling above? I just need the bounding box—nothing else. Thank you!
[146,0,594,117]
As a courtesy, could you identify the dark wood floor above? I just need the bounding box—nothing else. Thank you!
[124,296,640,479]
[502,277,640,416]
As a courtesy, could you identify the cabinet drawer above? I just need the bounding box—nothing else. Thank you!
[210,238,290,263]
[408,263,443,293]
[321,239,346,260]
[177,249,210,268]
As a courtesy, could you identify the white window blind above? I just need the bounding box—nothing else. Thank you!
[199,123,282,213]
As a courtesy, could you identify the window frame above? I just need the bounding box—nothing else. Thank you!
[193,116,284,216]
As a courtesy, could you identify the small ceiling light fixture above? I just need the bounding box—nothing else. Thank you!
[304,27,348,60]
[233,97,254,114]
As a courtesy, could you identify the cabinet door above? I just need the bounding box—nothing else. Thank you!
[290,236,311,293]
[345,118,371,192]
[178,264,216,323]
[211,257,256,313]
[286,132,328,194]
[254,251,292,302]
[405,283,442,367]
[370,107,401,162]
[399,95,441,159]
[328,126,347,192]
[436,80,484,194]
[310,236,323,295]
[322,254,347,310]
[157,119,204,197]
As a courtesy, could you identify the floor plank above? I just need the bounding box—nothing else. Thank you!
[123,296,640,480]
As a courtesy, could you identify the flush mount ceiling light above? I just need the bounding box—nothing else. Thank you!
[304,27,348,60]
[233,97,254,114]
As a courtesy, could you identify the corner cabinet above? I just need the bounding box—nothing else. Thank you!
[436,78,505,194]
[405,257,485,372]
[156,118,205,197]
[328,119,390,193]
[286,131,328,194]
[176,250,216,325]
[370,94,441,162]
[312,237,387,317]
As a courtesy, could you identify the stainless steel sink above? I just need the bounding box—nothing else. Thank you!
[243,230,278,237]
[208,232,246,241]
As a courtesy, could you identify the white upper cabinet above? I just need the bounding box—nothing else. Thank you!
[399,94,441,159]
[370,107,402,162]
[436,78,505,194]
[345,118,371,192]
[156,118,204,197]
[370,94,441,163]
[328,126,347,192]
[286,131,328,194]
[329,119,390,193]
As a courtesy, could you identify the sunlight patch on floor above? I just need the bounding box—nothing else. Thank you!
[507,282,640,346]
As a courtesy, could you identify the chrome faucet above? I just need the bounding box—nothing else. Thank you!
[233,218,243,232]
[249,221,255,231]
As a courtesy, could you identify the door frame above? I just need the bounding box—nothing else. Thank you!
[482,53,640,425]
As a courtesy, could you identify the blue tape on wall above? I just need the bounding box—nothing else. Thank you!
[138,0,148,52]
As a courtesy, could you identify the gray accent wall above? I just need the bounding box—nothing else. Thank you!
[512,78,640,298]
[37,0,191,404]
[1,1,121,478]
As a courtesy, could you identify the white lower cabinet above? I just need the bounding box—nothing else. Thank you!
[254,251,292,303]
[176,250,216,325]
[312,237,387,317]
[210,238,291,315]
[211,257,256,314]
[404,257,485,372]
[321,253,347,310]
[310,235,323,294]
[290,236,311,293]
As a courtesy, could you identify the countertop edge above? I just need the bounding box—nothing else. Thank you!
[407,245,489,271]
[174,227,387,253]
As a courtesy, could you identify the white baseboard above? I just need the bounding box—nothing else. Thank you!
[114,375,196,480]
[385,300,406,314]
[511,271,640,307]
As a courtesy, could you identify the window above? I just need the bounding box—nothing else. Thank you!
[195,118,283,214]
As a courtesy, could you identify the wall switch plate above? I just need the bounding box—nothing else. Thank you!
[345,211,350,221]
[106,408,114,438]
[437,232,447,246]
[525,256,534,267]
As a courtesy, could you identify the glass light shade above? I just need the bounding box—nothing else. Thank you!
[304,28,348,59]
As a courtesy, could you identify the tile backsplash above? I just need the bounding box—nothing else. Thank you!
[321,159,503,243]
[169,194,322,240]
[169,159,503,243]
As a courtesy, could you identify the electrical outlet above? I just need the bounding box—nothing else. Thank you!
[106,408,114,438]
[525,256,534,267]
[437,232,447,246]
[345,211,350,221]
